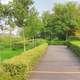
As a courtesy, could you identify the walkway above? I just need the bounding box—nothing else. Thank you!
[28,46,80,80]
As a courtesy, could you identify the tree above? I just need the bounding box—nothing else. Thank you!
[52,2,80,40]
[0,3,16,48]
[40,2,80,40]
[0,2,4,31]
[11,0,33,51]
[41,11,52,40]
[26,7,43,47]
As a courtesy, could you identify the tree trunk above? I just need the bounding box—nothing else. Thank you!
[33,36,36,48]
[9,31,12,49]
[66,31,68,41]
[23,27,26,52]
[44,28,46,39]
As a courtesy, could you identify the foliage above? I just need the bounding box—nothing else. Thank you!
[68,36,80,41]
[67,40,80,57]
[53,2,80,40]
[0,64,12,80]
[75,30,80,36]
[1,43,48,80]
[0,39,47,60]
[40,2,80,40]
[40,11,53,40]
[48,40,65,45]
[0,0,43,52]
[26,7,43,38]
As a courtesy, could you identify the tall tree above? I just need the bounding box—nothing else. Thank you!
[40,2,80,40]
[53,2,80,40]
[26,7,43,47]
[41,11,52,40]
[11,0,33,51]
[0,3,16,48]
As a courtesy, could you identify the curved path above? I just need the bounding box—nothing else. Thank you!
[28,46,80,80]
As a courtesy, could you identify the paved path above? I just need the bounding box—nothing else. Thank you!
[28,46,80,80]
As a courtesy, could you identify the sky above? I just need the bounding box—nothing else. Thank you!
[1,0,11,4]
[1,0,80,14]
[33,0,80,14]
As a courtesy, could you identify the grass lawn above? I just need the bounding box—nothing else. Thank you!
[70,40,80,47]
[0,48,23,61]
[0,39,47,60]
[0,43,24,60]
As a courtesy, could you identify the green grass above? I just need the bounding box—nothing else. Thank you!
[0,48,23,61]
[0,39,47,61]
[0,43,23,60]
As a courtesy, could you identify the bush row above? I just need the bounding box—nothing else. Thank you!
[0,65,12,80]
[67,41,80,57]
[1,43,48,80]
[68,36,80,41]
[12,39,47,50]
[48,40,65,45]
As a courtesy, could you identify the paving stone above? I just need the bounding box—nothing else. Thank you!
[28,46,80,80]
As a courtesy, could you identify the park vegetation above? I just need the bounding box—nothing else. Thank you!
[0,0,80,80]
[2,43,48,80]
[67,40,80,57]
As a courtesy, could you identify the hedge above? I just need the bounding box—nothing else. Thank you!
[67,41,80,57]
[48,40,65,45]
[1,43,48,80]
[0,66,12,80]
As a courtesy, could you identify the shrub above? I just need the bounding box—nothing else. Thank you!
[12,39,47,50]
[2,43,48,80]
[2,63,27,80]
[67,41,80,57]
[0,63,12,80]
[48,40,65,45]
[12,42,24,50]
[68,36,80,41]
[34,39,47,46]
